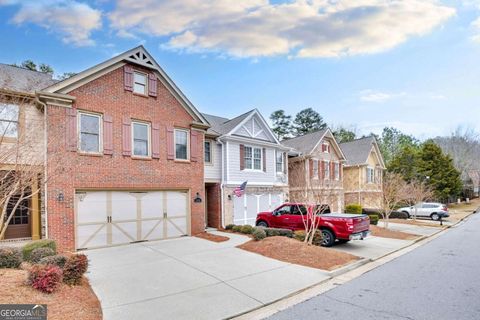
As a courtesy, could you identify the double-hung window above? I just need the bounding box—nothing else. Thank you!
[244,146,262,170]
[132,121,150,157]
[324,161,330,180]
[133,71,147,95]
[79,112,102,153]
[204,140,212,163]
[366,167,375,183]
[175,129,189,160]
[334,162,340,180]
[276,151,284,173]
[0,103,19,139]
[312,159,319,178]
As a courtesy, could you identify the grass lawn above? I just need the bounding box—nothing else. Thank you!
[0,268,102,320]
[369,225,419,240]
[238,236,359,271]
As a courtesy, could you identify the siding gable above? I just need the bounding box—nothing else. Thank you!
[231,114,276,143]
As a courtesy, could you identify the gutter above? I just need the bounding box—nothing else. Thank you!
[219,137,226,229]
[35,96,49,239]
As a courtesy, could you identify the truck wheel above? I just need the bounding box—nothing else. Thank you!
[321,229,335,247]
[431,213,439,221]
[256,221,268,228]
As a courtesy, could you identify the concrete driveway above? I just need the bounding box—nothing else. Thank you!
[85,231,329,320]
[333,236,414,260]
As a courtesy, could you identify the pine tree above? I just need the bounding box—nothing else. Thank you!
[292,108,326,136]
[270,110,292,140]
[333,127,356,143]
[388,145,421,182]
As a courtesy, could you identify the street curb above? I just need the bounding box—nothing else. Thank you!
[230,212,477,320]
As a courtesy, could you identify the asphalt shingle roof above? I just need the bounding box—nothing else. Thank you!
[281,129,328,155]
[0,63,56,94]
[339,136,376,166]
[202,110,255,136]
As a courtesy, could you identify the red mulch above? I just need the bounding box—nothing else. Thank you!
[195,232,230,243]
[0,268,102,320]
[238,236,359,271]
[370,225,419,240]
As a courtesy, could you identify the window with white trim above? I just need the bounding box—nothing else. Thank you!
[133,71,147,95]
[366,167,375,183]
[175,129,189,160]
[79,112,102,153]
[132,121,150,157]
[0,103,19,138]
[312,159,319,178]
[204,140,212,163]
[324,161,330,179]
[276,151,284,173]
[244,146,262,170]
[334,162,340,180]
[322,142,330,153]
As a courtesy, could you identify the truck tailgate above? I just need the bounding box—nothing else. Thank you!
[353,216,370,233]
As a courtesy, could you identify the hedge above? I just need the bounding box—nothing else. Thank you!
[345,204,362,214]
[23,240,57,261]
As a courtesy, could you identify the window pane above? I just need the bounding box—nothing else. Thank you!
[134,140,148,156]
[81,133,99,152]
[80,114,99,134]
[175,130,188,159]
[134,72,146,85]
[134,83,146,94]
[244,147,252,158]
[0,121,18,138]
[0,104,19,121]
[204,141,211,162]
[133,123,148,140]
[245,158,252,169]
[254,158,261,170]
[254,148,262,159]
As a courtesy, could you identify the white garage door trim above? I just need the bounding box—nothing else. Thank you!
[75,190,190,250]
[233,192,283,226]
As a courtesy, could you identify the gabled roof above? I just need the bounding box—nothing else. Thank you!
[340,136,385,168]
[0,63,57,94]
[42,46,208,125]
[202,110,255,136]
[282,129,328,155]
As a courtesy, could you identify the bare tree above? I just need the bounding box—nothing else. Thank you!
[289,158,341,245]
[405,179,434,220]
[381,172,409,228]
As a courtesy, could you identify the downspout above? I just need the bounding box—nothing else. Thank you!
[35,96,48,239]
[218,138,225,229]
[357,165,361,205]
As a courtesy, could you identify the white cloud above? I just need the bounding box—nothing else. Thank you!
[109,0,455,58]
[359,90,406,102]
[2,0,102,46]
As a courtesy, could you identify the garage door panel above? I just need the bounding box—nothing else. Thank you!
[77,192,107,224]
[233,196,245,225]
[166,219,186,238]
[166,191,187,218]
[233,192,284,226]
[142,192,164,219]
[111,192,137,221]
[111,222,137,244]
[142,220,164,241]
[77,224,107,249]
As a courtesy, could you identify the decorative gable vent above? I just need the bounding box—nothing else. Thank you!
[126,49,155,68]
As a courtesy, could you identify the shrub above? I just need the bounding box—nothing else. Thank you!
[225,224,235,230]
[39,255,68,268]
[345,204,363,214]
[293,230,306,242]
[29,247,55,263]
[23,240,57,261]
[368,214,379,225]
[0,247,22,269]
[389,211,408,219]
[63,254,88,285]
[252,228,266,241]
[232,225,243,233]
[28,264,63,293]
[264,228,293,238]
[240,225,254,234]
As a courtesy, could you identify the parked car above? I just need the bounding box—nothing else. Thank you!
[397,202,449,221]
[255,203,370,247]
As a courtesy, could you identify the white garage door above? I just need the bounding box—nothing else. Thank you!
[233,192,283,226]
[75,190,189,250]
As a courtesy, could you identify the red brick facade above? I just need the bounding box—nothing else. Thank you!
[46,64,205,251]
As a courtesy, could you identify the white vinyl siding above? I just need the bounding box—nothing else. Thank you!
[204,143,222,181]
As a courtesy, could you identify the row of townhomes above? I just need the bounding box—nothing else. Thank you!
[0,46,385,251]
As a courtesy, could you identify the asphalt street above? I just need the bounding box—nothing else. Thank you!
[269,213,480,320]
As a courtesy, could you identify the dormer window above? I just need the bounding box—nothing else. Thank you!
[322,142,330,153]
[133,71,147,95]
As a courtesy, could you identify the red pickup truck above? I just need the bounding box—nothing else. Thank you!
[255,202,370,247]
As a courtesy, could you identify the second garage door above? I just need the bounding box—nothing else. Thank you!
[75,190,189,250]
[233,192,283,226]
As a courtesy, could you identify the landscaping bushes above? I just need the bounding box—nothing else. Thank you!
[225,224,235,230]
[227,224,293,239]
[263,227,293,238]
[27,264,63,293]
[345,204,363,214]
[389,211,409,219]
[22,240,57,261]
[293,230,306,242]
[368,214,379,225]
[29,247,55,263]
[63,254,88,285]
[0,247,23,269]
[240,225,254,234]
[232,225,242,233]
[39,255,68,268]
[252,228,266,241]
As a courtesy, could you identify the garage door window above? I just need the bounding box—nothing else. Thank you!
[79,112,102,153]
[132,121,150,157]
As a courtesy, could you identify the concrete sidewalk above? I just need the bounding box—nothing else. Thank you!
[378,221,442,236]
[86,232,329,320]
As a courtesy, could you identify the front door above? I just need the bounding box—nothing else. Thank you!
[4,197,31,239]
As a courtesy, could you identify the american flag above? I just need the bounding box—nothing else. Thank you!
[233,181,248,197]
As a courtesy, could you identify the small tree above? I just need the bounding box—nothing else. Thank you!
[382,172,409,228]
[405,179,434,220]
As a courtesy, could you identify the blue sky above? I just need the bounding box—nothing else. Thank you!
[0,0,479,139]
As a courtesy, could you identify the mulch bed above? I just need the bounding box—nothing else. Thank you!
[195,232,230,243]
[369,225,419,240]
[0,268,102,320]
[238,236,359,271]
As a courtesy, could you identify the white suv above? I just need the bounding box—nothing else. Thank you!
[398,202,449,220]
